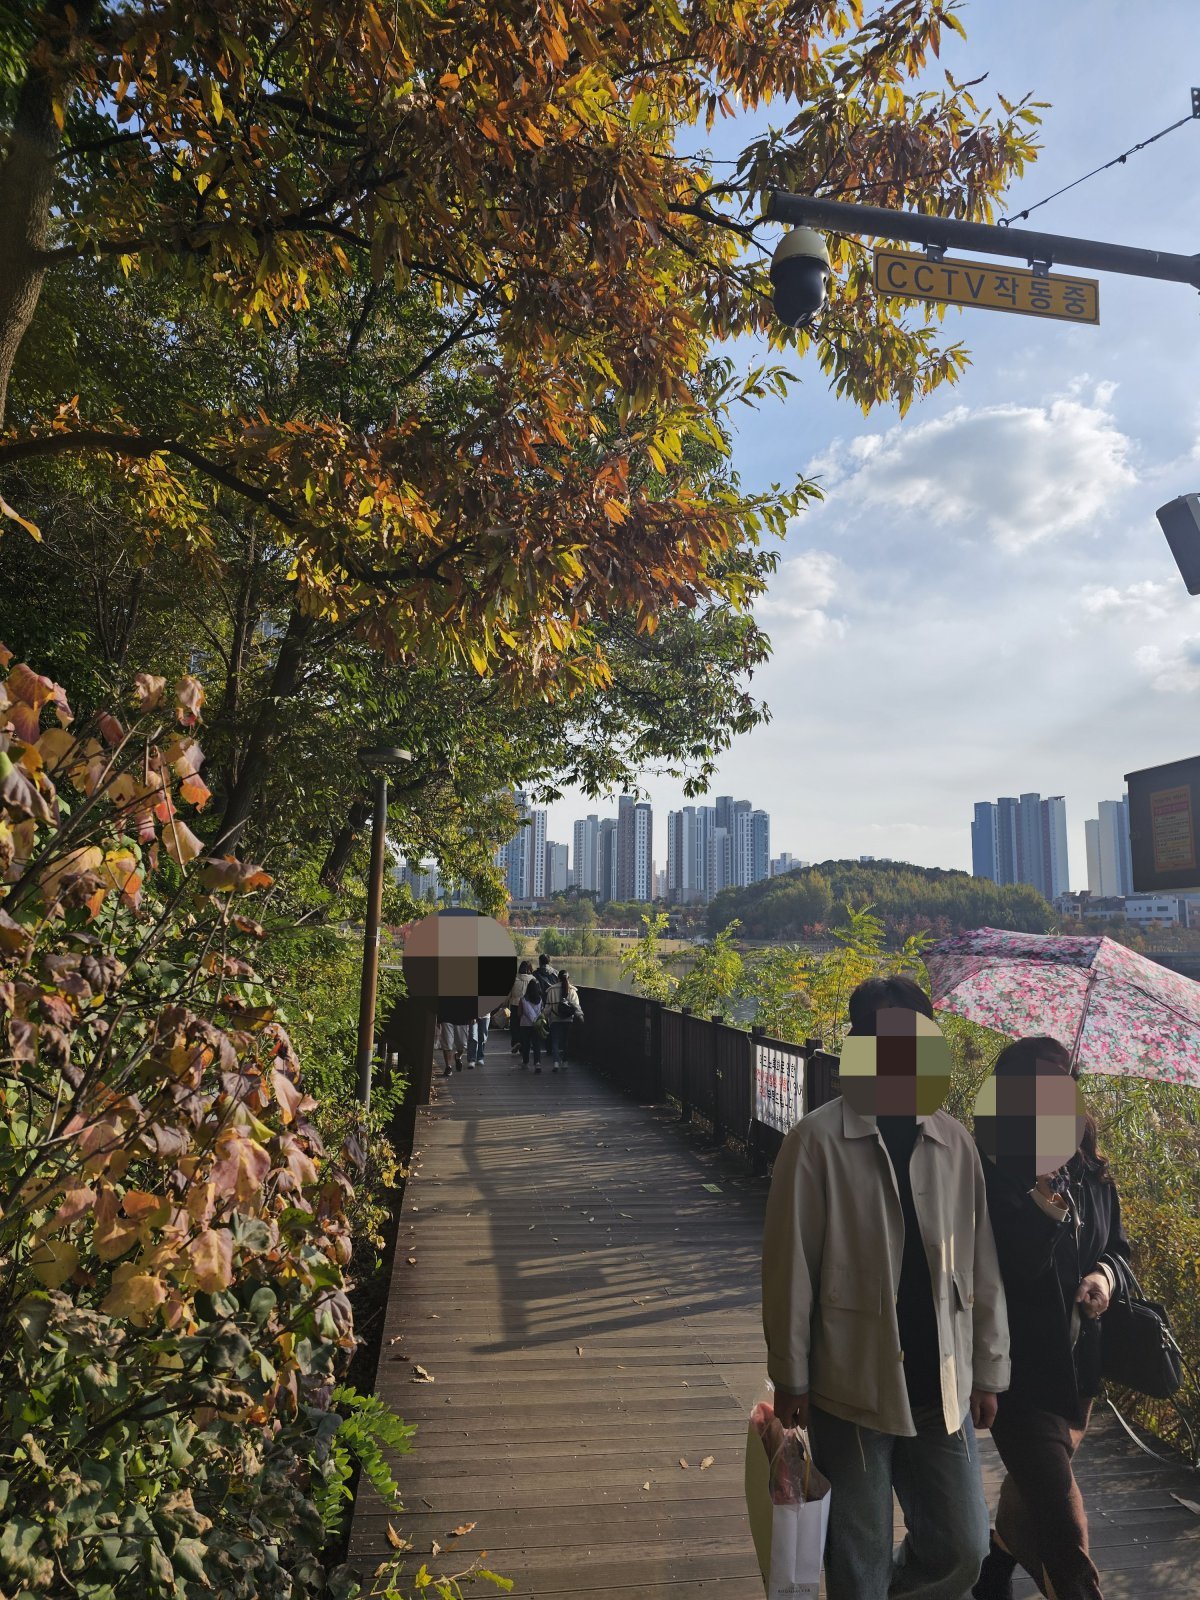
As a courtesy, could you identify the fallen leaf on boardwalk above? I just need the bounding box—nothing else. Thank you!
[679,1457,689,1469]
[681,1380,689,1387]
[641,1481,650,1491]
[700,1455,715,1470]
[431,1540,441,1557]
[449,1523,476,1537]
[412,1364,435,1383]
[619,1212,632,1218]
[576,1346,584,1356]
[407,1256,418,1265]
[1171,1493,1200,1515]
[388,1334,405,1345]
[385,1523,411,1551]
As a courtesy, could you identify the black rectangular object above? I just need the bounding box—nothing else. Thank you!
[1124,752,1200,891]
[1156,494,1200,595]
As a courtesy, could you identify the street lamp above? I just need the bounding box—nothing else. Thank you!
[355,741,413,1109]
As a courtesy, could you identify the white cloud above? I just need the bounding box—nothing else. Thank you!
[1079,580,1174,621]
[756,549,847,647]
[811,389,1137,552]
[1134,637,1200,695]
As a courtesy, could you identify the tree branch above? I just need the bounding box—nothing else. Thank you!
[0,429,301,526]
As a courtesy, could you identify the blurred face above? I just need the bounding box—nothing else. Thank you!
[838,1008,953,1124]
[973,1051,1087,1188]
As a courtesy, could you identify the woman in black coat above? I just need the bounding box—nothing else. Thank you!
[972,1036,1130,1600]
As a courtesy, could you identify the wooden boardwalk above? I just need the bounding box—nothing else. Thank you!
[348,1052,1200,1598]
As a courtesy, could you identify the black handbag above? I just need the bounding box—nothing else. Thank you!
[1100,1258,1183,1400]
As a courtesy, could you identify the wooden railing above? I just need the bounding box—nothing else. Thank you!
[575,986,840,1171]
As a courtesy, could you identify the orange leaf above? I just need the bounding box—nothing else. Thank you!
[101,1263,168,1325]
[180,774,212,809]
[188,1227,234,1292]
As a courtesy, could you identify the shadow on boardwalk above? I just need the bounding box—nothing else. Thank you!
[348,1054,1200,1598]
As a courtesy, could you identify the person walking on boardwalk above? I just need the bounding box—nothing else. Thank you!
[469,1010,492,1067]
[516,977,545,1073]
[506,960,534,1056]
[545,967,584,1072]
[972,1037,1129,1600]
[534,951,558,1000]
[434,1019,459,1078]
[762,975,1010,1600]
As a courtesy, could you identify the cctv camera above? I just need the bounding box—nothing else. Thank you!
[770,226,831,328]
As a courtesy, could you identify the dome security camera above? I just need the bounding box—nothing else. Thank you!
[770,226,832,328]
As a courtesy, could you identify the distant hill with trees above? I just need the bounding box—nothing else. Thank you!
[707,860,1054,943]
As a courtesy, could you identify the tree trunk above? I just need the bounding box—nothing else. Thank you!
[212,604,316,851]
[0,1,96,427]
[319,799,373,890]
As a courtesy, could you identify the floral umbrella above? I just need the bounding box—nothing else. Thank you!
[923,928,1200,1086]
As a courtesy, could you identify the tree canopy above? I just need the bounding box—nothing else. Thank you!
[707,857,1056,941]
[1,0,1041,873]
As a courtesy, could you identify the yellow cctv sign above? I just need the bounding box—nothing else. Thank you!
[873,248,1100,324]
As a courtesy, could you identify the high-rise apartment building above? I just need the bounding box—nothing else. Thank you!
[597,818,618,904]
[751,810,771,885]
[499,790,548,901]
[396,859,439,900]
[771,853,805,877]
[545,842,569,896]
[971,793,1069,899]
[666,798,771,902]
[572,814,600,894]
[666,806,703,904]
[1085,796,1134,899]
[632,802,653,902]
[731,800,753,886]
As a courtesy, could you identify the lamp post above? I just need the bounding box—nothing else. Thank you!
[355,742,412,1109]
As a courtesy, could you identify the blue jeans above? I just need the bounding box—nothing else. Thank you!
[470,1014,490,1063]
[808,1403,989,1600]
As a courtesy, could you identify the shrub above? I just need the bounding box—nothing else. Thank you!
[0,653,503,1598]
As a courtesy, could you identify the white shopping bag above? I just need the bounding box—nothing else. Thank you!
[745,1387,831,1600]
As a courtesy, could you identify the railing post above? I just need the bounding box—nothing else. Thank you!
[645,999,662,1101]
[710,1016,725,1145]
[679,1006,693,1125]
[803,1036,829,1112]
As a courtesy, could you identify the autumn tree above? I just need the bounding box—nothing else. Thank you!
[1,0,1040,845]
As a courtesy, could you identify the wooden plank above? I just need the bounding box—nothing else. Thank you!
[347,1059,1200,1600]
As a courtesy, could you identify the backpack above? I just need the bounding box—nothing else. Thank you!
[535,965,557,998]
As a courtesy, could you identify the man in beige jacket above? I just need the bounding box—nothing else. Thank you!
[763,977,1010,1600]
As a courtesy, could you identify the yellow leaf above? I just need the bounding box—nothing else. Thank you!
[29,1238,79,1288]
[0,493,41,541]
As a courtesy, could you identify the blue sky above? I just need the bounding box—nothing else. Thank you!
[544,1,1200,892]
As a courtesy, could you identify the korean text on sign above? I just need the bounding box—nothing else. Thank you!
[754,1041,804,1134]
[873,249,1099,325]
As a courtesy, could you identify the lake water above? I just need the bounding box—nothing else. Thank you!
[547,954,698,997]
[549,956,639,995]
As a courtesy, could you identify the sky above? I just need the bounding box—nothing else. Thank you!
[542,0,1200,893]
